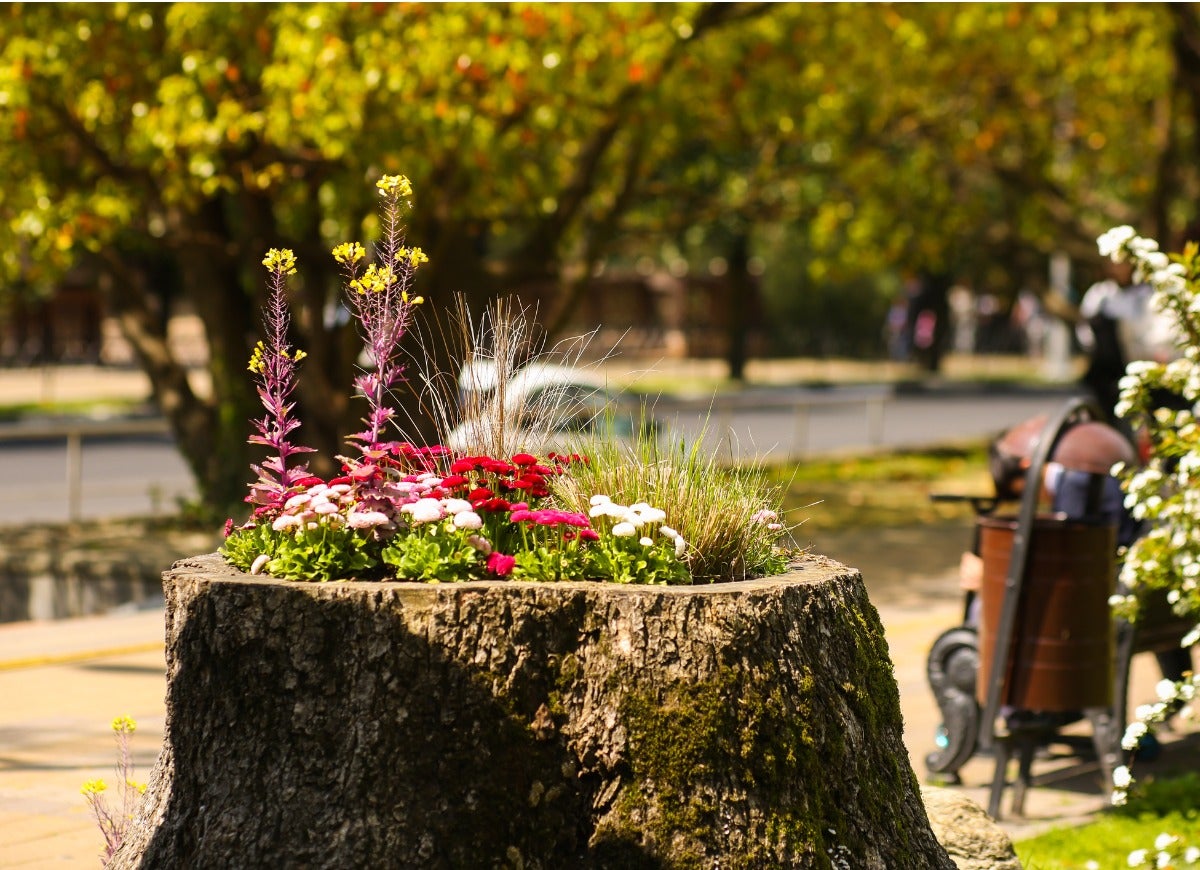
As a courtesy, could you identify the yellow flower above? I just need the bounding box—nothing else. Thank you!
[349,263,395,294]
[247,341,267,374]
[261,248,298,275]
[375,175,413,197]
[81,778,108,796]
[332,242,365,265]
[398,246,429,269]
[111,715,137,734]
[128,779,148,795]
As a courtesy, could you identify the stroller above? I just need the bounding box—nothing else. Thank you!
[922,396,1190,818]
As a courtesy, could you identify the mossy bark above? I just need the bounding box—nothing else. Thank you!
[110,553,953,869]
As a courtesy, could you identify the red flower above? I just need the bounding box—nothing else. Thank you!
[329,476,352,487]
[479,497,512,512]
[468,487,493,503]
[550,453,588,465]
[511,452,538,466]
[510,509,533,523]
[295,475,325,488]
[529,509,590,527]
[486,552,516,576]
[579,529,600,542]
[451,457,480,474]
[441,474,468,488]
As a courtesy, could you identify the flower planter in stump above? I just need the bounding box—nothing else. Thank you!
[110,553,952,869]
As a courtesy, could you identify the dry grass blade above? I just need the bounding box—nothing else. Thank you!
[404,294,614,457]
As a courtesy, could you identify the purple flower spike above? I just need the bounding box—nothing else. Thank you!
[245,249,316,507]
[332,176,428,457]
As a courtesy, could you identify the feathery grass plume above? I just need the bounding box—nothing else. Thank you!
[81,715,146,865]
[333,175,427,460]
[552,420,800,582]
[408,294,609,458]
[245,249,316,508]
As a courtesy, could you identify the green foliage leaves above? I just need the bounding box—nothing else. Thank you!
[576,536,690,586]
[380,525,484,583]
[1,3,1190,295]
[222,522,379,582]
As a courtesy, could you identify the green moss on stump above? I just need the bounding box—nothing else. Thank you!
[611,664,828,868]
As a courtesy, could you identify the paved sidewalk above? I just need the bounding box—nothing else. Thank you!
[0,561,1192,867]
[0,608,166,868]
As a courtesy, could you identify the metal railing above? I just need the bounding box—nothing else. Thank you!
[0,417,173,523]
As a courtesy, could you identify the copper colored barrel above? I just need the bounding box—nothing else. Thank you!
[976,515,1116,711]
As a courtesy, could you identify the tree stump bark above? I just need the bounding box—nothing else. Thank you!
[111,553,953,869]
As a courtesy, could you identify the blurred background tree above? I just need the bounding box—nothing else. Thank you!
[0,2,1196,511]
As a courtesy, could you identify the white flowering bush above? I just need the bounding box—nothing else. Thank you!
[1100,225,1200,634]
[1096,227,1200,857]
[1125,833,1200,868]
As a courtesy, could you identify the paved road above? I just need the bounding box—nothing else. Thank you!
[0,433,193,526]
[0,386,1084,525]
[658,387,1080,462]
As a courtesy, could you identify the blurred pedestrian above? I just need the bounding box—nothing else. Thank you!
[1077,259,1179,423]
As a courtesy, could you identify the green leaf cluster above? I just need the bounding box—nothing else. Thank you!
[222,523,378,582]
[576,537,690,586]
[380,524,485,583]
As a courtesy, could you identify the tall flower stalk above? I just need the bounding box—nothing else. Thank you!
[245,249,315,508]
[333,174,427,461]
[81,715,145,865]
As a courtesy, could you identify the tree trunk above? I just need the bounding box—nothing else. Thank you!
[111,554,953,870]
[726,232,753,383]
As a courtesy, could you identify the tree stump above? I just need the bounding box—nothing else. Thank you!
[111,553,952,869]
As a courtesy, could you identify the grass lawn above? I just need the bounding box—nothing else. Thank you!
[1015,772,1200,869]
[768,442,994,531]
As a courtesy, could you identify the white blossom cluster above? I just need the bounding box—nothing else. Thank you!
[1125,833,1200,868]
[1101,225,1200,821]
[1112,673,1200,808]
[588,495,687,558]
[1101,226,1200,619]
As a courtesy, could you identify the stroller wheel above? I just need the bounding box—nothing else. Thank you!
[925,626,981,777]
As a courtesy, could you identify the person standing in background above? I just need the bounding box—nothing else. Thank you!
[1077,258,1180,424]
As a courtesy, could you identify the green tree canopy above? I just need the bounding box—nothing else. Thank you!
[1,2,1197,510]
